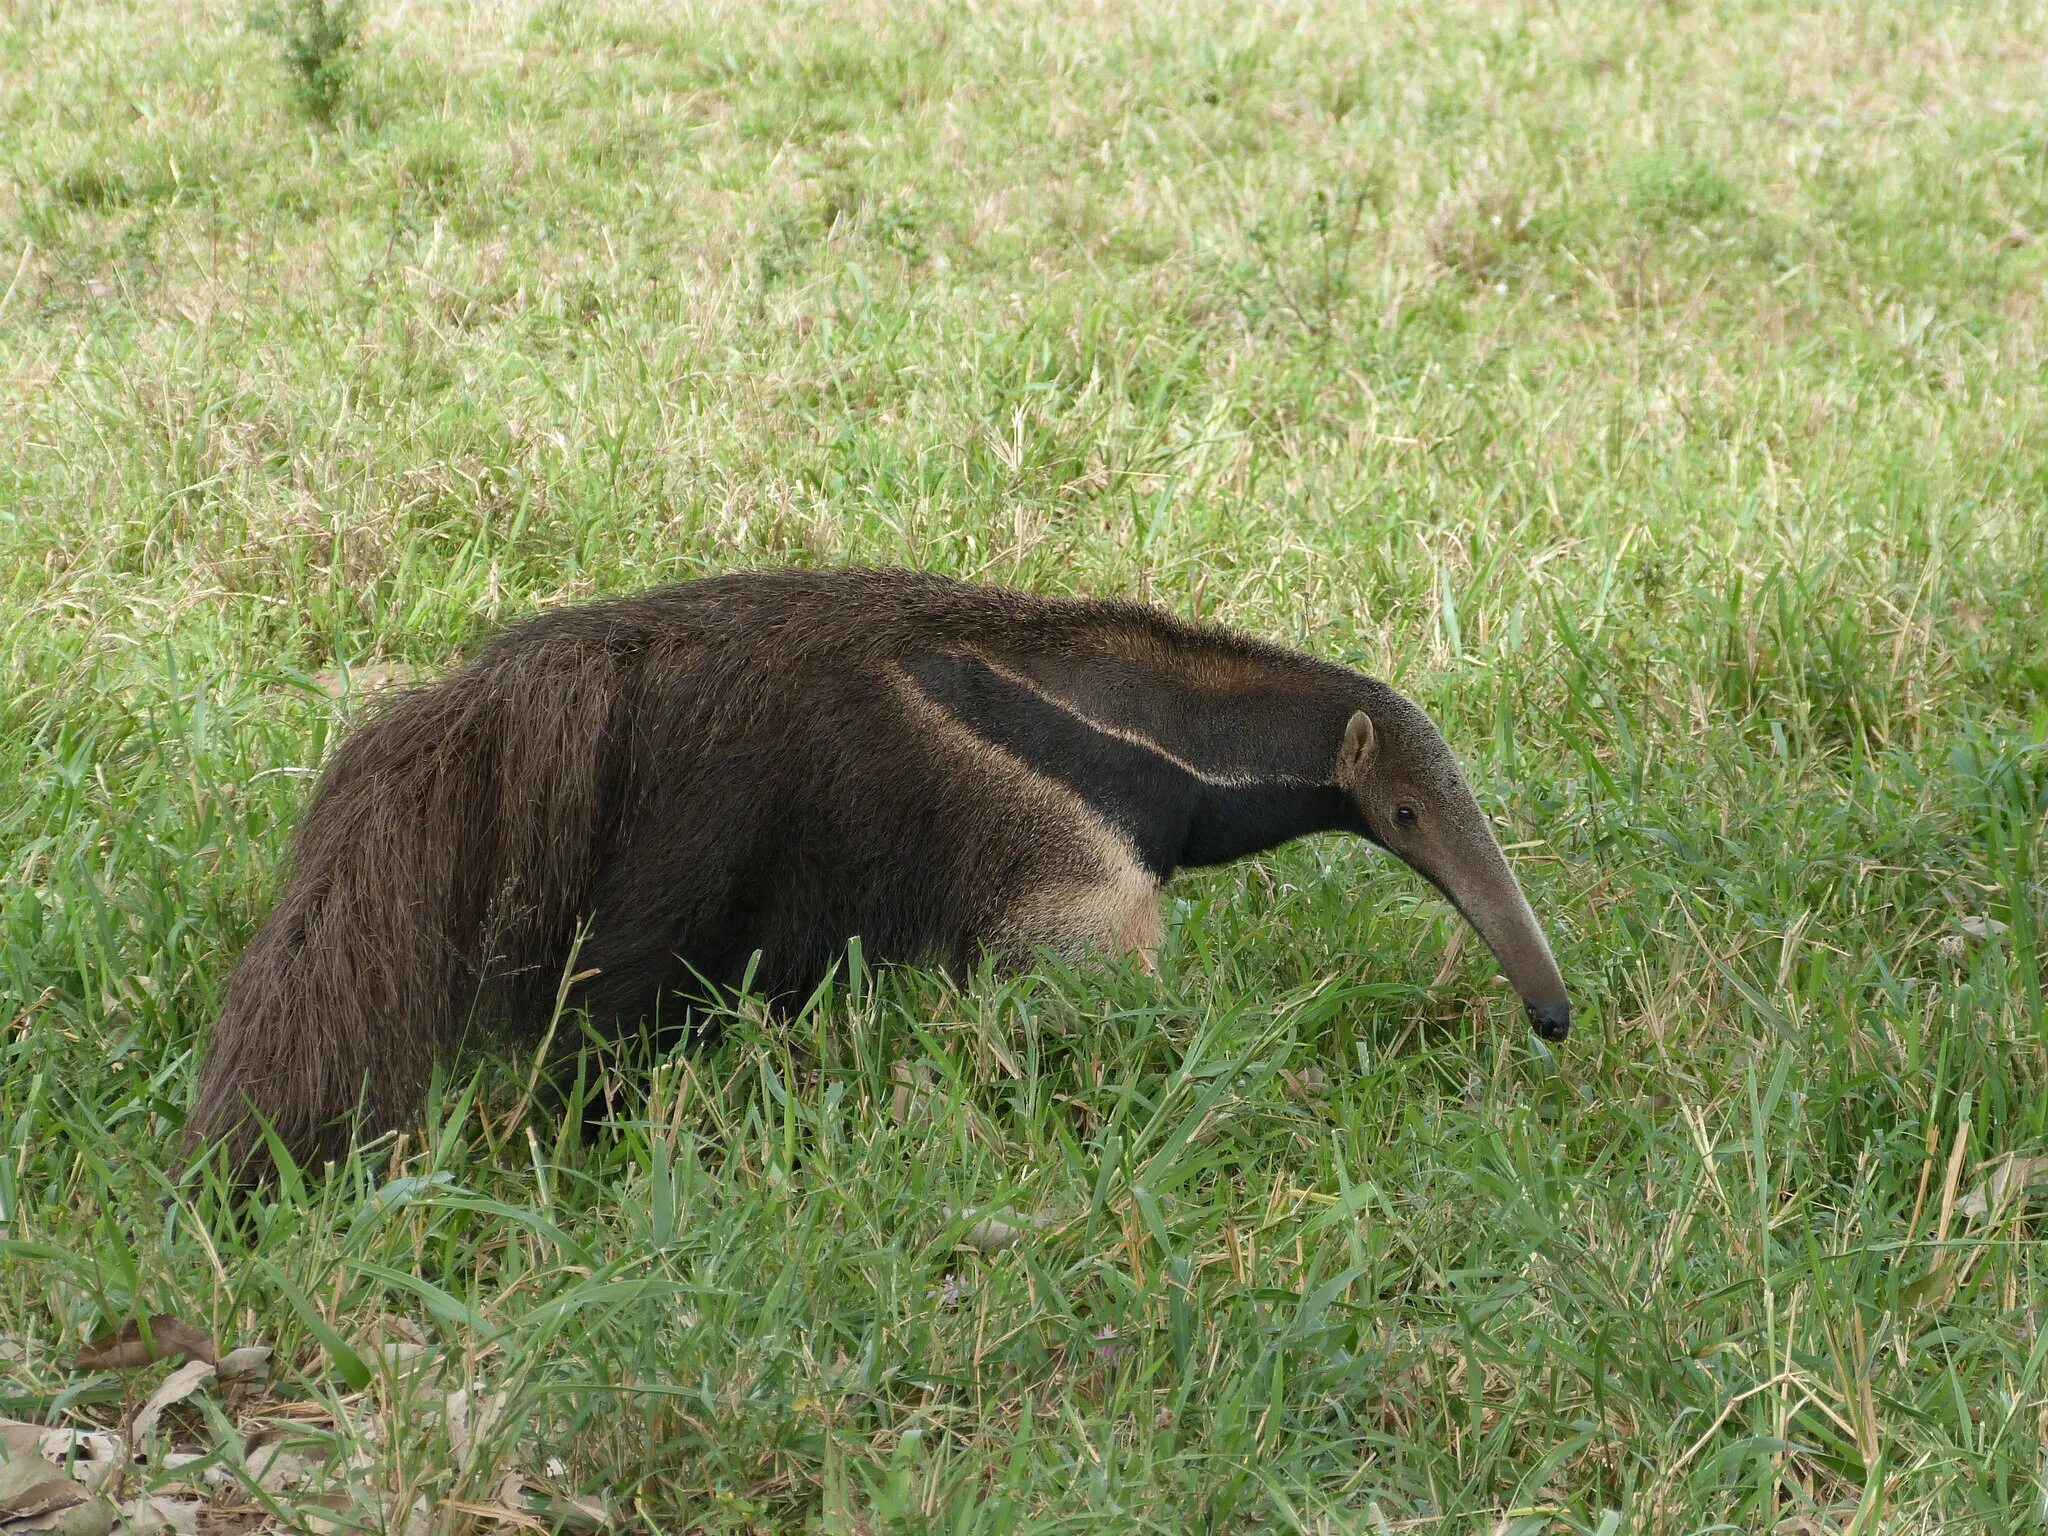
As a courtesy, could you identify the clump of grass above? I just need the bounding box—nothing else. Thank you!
[1428,180,1546,284]
[1619,147,1745,228]
[53,161,135,211]
[252,0,362,126]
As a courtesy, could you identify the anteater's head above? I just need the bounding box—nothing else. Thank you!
[1333,691,1570,1041]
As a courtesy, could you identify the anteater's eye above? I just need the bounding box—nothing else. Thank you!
[1395,805,1418,825]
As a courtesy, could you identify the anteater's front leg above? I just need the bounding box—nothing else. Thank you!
[1109,881,1165,977]
[992,834,1164,976]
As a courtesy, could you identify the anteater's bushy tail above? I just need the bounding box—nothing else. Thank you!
[183,627,632,1180]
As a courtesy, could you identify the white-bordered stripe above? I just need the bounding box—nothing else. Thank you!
[968,651,1329,791]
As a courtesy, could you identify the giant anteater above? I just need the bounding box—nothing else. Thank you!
[186,567,1569,1177]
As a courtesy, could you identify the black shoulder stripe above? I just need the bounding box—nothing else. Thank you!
[986,647,1344,783]
[901,652,1193,876]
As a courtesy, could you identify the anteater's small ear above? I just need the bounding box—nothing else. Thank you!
[1340,710,1377,771]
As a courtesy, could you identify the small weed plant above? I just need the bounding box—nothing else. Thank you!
[252,0,361,125]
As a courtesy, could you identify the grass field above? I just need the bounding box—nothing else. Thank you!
[3,0,2047,1530]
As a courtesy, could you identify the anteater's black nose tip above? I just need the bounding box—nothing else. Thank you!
[1529,999,1571,1042]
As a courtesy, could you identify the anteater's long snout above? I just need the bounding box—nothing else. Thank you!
[1426,828,1570,1043]
[1527,996,1571,1042]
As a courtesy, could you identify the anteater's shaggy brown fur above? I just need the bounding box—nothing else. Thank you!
[186,568,1568,1177]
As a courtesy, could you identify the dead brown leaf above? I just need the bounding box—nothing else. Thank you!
[213,1347,271,1385]
[957,1209,1054,1254]
[0,1460,109,1536]
[1958,1152,2048,1222]
[446,1473,611,1532]
[71,1319,215,1375]
[114,1493,202,1535]
[354,1316,430,1373]
[32,1431,122,1493]
[130,1362,216,1447]
[889,1060,934,1127]
[445,1389,507,1476]
[0,1465,85,1514]
[242,1441,316,1494]
[4,1500,113,1536]
[2,1423,124,1509]
[1280,1067,1328,1101]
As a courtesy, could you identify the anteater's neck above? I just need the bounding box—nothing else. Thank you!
[1177,777,1358,870]
[899,637,1367,878]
